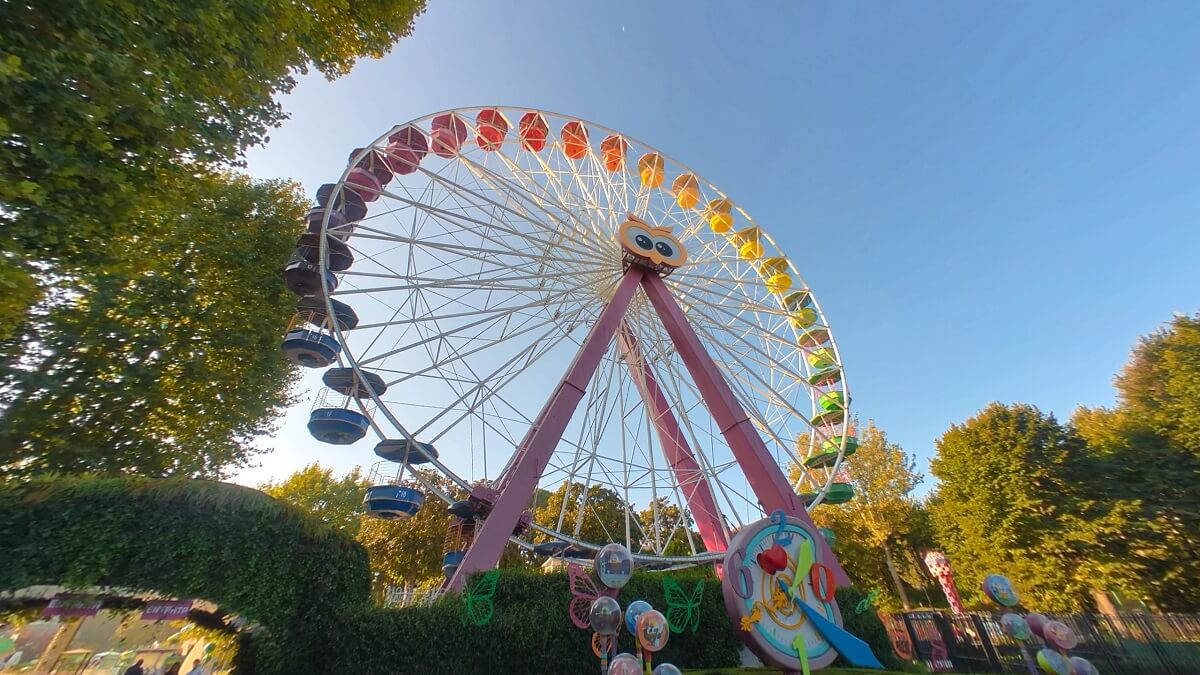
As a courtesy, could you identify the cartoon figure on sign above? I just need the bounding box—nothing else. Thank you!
[617,214,687,274]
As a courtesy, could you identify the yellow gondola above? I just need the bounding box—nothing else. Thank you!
[638,152,664,188]
[733,226,763,260]
[706,198,733,233]
[671,173,701,209]
[758,256,791,294]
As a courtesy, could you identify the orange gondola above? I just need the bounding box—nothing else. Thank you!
[561,121,589,160]
[600,134,627,172]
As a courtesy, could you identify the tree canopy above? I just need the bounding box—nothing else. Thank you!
[928,402,1095,610]
[0,0,426,268]
[0,172,303,478]
[262,463,371,538]
[791,420,930,610]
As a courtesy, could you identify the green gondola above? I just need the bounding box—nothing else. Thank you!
[811,409,845,427]
[808,367,842,387]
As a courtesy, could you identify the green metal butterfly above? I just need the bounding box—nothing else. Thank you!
[854,587,881,615]
[462,569,500,626]
[662,577,704,633]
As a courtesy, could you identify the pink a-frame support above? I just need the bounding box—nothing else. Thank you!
[446,265,848,591]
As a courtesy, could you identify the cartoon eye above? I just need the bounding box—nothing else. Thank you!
[654,240,674,257]
[635,233,653,250]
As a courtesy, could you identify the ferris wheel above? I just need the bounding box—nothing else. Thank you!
[280,107,856,590]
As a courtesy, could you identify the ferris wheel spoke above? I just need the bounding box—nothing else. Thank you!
[463,147,602,244]
[413,155,599,253]
[348,222,607,269]
[373,181,607,266]
[411,303,597,440]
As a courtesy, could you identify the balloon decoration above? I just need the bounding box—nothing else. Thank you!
[1000,613,1033,641]
[661,577,703,633]
[1026,613,1049,639]
[636,609,670,652]
[589,596,623,636]
[1037,648,1070,675]
[625,600,652,634]
[1043,621,1079,651]
[608,652,642,675]
[982,574,1020,607]
[980,572,1098,675]
[923,550,966,614]
[594,543,634,590]
[1068,656,1100,675]
[652,665,683,675]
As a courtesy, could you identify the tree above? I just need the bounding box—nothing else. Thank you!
[637,497,704,557]
[532,482,638,550]
[262,463,369,538]
[928,403,1095,611]
[0,172,303,478]
[1071,313,1200,611]
[355,470,468,596]
[0,0,426,270]
[790,420,926,610]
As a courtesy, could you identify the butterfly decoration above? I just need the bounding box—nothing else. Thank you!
[662,577,704,633]
[462,568,500,626]
[567,562,617,629]
[854,587,881,615]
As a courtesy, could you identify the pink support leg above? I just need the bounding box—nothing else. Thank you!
[446,267,646,591]
[617,323,729,555]
[639,273,850,586]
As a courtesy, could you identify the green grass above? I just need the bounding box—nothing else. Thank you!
[686,662,916,667]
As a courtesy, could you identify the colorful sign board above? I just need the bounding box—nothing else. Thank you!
[41,594,102,618]
[141,600,193,621]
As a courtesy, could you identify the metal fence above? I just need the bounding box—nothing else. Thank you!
[881,611,1200,674]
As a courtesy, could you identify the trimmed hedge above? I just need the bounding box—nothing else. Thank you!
[833,586,900,670]
[0,477,898,674]
[324,567,740,674]
[0,476,371,673]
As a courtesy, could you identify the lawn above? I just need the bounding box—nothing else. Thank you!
[686,662,916,667]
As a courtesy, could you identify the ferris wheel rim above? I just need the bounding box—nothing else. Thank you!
[310,105,854,556]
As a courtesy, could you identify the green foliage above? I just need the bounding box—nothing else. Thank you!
[322,568,741,675]
[261,463,369,538]
[790,421,930,611]
[0,475,371,673]
[832,586,900,671]
[532,481,639,550]
[0,254,39,340]
[355,470,469,595]
[1070,313,1200,611]
[0,172,304,478]
[0,0,425,266]
[928,403,1095,611]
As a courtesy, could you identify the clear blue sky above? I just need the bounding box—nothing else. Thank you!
[239,1,1200,491]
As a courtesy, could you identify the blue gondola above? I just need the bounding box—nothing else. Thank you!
[316,183,367,222]
[307,408,370,445]
[363,484,425,520]
[447,499,477,519]
[304,206,356,241]
[281,329,341,368]
[442,550,465,578]
[296,296,359,331]
[323,368,387,398]
[374,439,438,464]
[295,232,354,272]
[285,258,338,297]
[533,541,568,556]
